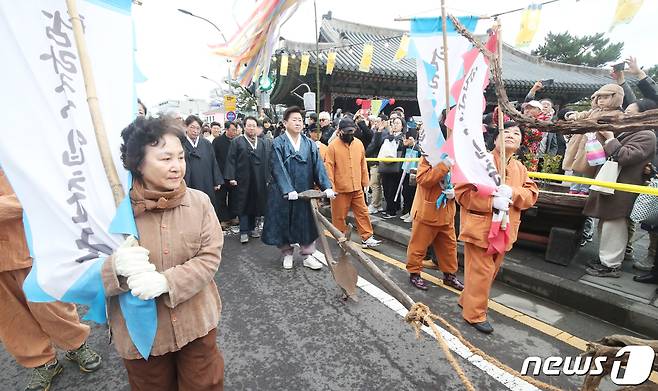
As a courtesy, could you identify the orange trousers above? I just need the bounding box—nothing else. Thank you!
[0,267,90,368]
[406,220,457,275]
[458,243,505,323]
[330,190,373,241]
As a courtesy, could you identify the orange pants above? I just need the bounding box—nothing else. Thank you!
[406,220,457,275]
[330,190,373,241]
[458,243,505,323]
[0,267,89,368]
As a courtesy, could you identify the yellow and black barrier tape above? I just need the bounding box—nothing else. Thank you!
[365,157,658,196]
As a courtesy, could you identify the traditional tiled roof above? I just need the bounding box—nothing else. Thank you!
[278,16,618,92]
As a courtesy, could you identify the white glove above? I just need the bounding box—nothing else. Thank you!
[287,191,299,200]
[443,188,455,200]
[492,195,511,212]
[494,184,513,200]
[114,236,154,278]
[325,188,337,199]
[127,271,169,301]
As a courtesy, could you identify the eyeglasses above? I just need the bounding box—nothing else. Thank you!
[188,125,201,130]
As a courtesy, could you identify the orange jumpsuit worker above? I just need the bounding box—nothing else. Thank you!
[0,168,102,391]
[325,117,382,249]
[406,156,464,291]
[309,125,328,161]
[455,123,538,334]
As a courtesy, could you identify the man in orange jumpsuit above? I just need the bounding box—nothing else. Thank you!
[455,124,538,334]
[309,125,328,161]
[406,156,464,291]
[0,168,102,391]
[325,117,382,248]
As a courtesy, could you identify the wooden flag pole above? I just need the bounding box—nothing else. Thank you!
[495,20,509,230]
[440,0,452,138]
[495,21,506,182]
[66,0,124,207]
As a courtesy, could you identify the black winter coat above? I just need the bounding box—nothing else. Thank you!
[224,136,271,216]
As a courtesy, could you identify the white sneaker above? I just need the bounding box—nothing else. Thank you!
[283,255,294,269]
[367,205,378,214]
[303,254,323,270]
[400,213,410,220]
[309,250,327,265]
[362,236,382,248]
[403,215,413,223]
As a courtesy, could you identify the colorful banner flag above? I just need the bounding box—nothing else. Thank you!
[300,53,310,76]
[515,3,542,47]
[442,32,500,195]
[440,32,506,254]
[210,0,302,86]
[280,53,289,76]
[610,0,644,31]
[408,16,479,167]
[359,43,374,72]
[326,51,336,75]
[0,0,157,358]
[394,34,409,61]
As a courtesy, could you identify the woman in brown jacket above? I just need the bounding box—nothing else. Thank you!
[102,116,224,390]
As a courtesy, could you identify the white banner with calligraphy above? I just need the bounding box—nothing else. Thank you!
[408,17,478,166]
[0,1,133,309]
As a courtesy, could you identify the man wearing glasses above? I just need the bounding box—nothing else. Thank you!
[318,111,335,145]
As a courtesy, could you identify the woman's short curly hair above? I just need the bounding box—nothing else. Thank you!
[120,115,184,179]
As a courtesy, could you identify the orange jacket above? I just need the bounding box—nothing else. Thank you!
[413,157,456,227]
[325,138,369,193]
[317,141,328,162]
[455,154,538,251]
[0,169,32,272]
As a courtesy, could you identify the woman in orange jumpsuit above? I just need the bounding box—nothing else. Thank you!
[455,124,538,334]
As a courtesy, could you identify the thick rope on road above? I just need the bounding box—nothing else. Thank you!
[405,302,563,391]
[405,303,476,391]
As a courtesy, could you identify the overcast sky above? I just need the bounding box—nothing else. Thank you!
[133,0,658,108]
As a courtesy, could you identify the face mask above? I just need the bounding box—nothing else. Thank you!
[340,133,354,144]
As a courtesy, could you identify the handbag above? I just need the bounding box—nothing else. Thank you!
[589,158,620,195]
[585,133,606,167]
[630,177,658,224]
[378,138,402,174]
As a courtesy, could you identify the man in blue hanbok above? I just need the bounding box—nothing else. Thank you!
[262,106,336,270]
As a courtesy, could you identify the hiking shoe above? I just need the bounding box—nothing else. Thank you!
[240,234,249,244]
[409,274,429,290]
[25,359,63,391]
[585,265,621,278]
[303,254,323,270]
[587,259,605,270]
[283,255,294,269]
[65,342,101,373]
[249,230,261,238]
[362,236,382,248]
[443,273,464,291]
[633,257,654,272]
[367,205,378,214]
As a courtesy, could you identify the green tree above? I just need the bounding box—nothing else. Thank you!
[531,32,623,67]
[225,80,257,114]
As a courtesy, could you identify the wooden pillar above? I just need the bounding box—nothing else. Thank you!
[323,91,333,112]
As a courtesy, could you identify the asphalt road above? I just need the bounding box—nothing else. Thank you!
[0,232,648,390]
